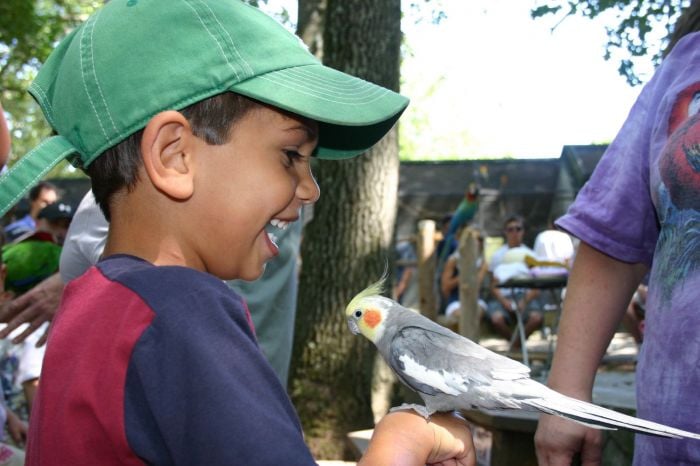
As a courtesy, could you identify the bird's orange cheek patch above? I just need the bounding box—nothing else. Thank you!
[363,309,382,328]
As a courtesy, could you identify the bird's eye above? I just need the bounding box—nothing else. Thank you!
[354,310,362,318]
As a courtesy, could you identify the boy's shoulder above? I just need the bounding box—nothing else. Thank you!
[96,255,240,305]
[62,255,255,342]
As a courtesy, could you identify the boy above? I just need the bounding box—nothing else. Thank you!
[0,0,474,464]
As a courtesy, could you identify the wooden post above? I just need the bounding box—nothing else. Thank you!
[417,220,437,321]
[458,228,480,341]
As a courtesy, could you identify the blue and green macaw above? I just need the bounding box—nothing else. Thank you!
[439,183,479,264]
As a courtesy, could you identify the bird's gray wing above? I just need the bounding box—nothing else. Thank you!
[388,325,531,397]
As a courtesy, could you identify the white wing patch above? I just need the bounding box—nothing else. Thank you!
[399,354,466,396]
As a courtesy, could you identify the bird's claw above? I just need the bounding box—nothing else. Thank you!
[389,403,433,420]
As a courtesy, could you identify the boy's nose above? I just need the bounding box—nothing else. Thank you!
[298,168,320,205]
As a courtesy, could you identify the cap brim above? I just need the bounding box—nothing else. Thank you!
[231,64,409,159]
[0,136,77,218]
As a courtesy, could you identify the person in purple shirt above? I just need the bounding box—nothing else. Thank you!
[535,4,700,465]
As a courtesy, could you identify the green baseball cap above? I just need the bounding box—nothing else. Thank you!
[0,0,409,216]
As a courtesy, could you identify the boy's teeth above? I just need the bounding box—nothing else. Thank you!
[270,219,289,230]
[267,231,279,246]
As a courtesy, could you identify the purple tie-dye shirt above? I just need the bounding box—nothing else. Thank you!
[557,32,700,464]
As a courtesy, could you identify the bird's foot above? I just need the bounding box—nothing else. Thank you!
[389,403,433,420]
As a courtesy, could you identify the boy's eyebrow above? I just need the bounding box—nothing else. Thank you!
[286,122,318,142]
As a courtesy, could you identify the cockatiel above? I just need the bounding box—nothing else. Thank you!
[345,279,700,440]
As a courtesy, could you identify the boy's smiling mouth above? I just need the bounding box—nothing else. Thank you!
[265,218,292,254]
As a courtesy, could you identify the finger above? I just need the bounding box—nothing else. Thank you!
[580,437,603,466]
[1,313,37,342]
[10,429,23,446]
[2,300,46,341]
[543,451,575,466]
[37,323,51,347]
[12,316,49,345]
[535,438,573,466]
[0,294,25,324]
[0,304,42,340]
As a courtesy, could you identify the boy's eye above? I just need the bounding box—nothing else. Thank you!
[283,150,303,166]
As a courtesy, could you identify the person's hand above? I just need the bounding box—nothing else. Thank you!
[498,297,513,313]
[423,412,476,465]
[5,409,28,447]
[535,413,603,466]
[0,272,64,346]
[360,410,475,466]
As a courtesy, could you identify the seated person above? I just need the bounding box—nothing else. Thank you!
[486,215,543,347]
[393,239,418,308]
[440,235,488,325]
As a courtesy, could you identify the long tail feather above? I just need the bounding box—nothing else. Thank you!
[526,391,700,440]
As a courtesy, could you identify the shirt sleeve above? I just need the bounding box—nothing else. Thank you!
[123,281,316,466]
[556,65,661,265]
[59,190,109,282]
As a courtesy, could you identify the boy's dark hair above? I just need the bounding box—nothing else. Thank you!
[88,92,260,221]
[29,181,58,202]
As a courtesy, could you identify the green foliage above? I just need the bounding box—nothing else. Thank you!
[532,0,689,86]
[1,0,101,172]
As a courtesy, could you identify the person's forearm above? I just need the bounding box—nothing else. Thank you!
[522,288,540,305]
[490,286,510,309]
[441,276,459,297]
[547,242,647,397]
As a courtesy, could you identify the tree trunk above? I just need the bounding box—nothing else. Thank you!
[290,0,402,460]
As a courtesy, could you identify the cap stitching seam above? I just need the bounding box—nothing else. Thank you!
[88,9,120,136]
[79,15,109,140]
[182,0,240,81]
[200,0,254,77]
[29,83,57,129]
[1,140,67,207]
[256,75,390,105]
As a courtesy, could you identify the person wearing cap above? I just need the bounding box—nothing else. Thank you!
[0,1,474,465]
[3,182,58,243]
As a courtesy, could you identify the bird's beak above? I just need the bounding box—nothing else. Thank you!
[347,317,360,335]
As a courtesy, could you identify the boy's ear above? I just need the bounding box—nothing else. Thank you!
[140,111,195,200]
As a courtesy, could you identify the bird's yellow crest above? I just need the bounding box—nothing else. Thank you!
[345,276,385,318]
[345,275,390,342]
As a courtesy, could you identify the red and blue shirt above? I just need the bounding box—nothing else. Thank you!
[27,254,315,465]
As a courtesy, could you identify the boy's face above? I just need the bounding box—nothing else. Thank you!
[191,105,320,281]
